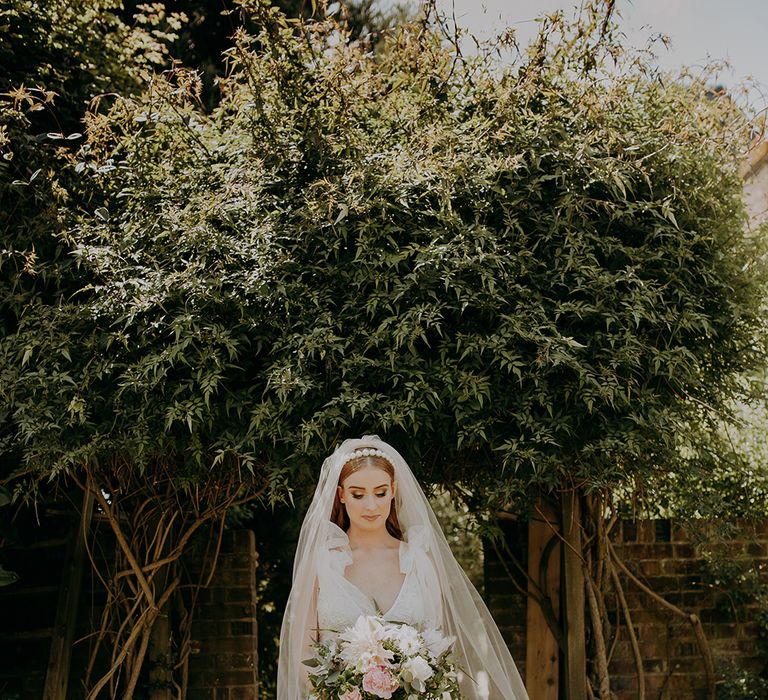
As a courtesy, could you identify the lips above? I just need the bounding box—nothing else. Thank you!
[362,515,380,521]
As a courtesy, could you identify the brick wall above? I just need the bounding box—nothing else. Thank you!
[187,530,259,700]
[607,519,766,700]
[484,518,529,682]
[485,518,768,700]
[0,503,260,700]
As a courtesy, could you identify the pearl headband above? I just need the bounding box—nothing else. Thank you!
[340,448,389,466]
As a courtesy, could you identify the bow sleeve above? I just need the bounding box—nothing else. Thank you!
[317,521,353,575]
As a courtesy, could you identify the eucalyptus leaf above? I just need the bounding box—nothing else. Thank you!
[0,566,20,587]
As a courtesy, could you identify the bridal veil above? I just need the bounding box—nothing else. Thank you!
[277,435,530,700]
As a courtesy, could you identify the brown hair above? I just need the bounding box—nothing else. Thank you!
[331,454,403,539]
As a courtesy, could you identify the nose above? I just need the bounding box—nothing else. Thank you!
[364,494,377,511]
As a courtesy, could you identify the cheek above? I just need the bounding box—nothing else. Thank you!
[343,494,392,516]
[344,497,358,512]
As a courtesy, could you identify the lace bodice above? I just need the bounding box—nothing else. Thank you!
[316,524,442,636]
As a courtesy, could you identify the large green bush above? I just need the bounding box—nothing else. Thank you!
[3,0,766,504]
[0,0,185,341]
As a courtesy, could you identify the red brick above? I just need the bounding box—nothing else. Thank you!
[670,641,698,657]
[217,553,254,570]
[739,621,760,636]
[670,657,706,673]
[664,673,707,691]
[198,602,256,619]
[229,687,258,700]
[229,620,256,637]
[225,587,254,603]
[196,637,256,654]
[639,559,662,576]
[674,543,697,558]
[189,670,256,687]
[703,622,737,639]
[738,638,759,654]
[190,620,225,639]
[187,689,216,700]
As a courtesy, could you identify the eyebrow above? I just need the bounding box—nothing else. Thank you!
[348,484,390,490]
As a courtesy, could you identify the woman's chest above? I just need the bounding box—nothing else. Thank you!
[316,571,421,635]
[344,550,405,613]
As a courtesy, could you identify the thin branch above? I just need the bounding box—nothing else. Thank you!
[584,551,611,700]
[608,557,645,700]
[88,478,155,606]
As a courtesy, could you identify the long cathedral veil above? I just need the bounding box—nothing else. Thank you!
[277,435,530,700]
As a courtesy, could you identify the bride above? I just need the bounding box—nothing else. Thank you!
[277,436,529,699]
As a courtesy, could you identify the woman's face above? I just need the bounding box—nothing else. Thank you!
[338,464,396,533]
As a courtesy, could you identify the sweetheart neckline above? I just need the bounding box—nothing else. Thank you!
[341,540,409,617]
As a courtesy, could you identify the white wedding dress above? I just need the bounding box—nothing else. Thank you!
[277,436,530,700]
[316,523,442,636]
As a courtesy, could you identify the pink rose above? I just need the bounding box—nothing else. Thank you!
[362,665,399,699]
[339,688,362,700]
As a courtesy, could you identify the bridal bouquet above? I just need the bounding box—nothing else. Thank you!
[304,615,464,700]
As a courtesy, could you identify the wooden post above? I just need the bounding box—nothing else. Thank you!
[43,489,94,700]
[561,487,587,700]
[526,498,560,700]
[149,563,172,700]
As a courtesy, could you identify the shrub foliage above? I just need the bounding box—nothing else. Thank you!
[3,0,767,510]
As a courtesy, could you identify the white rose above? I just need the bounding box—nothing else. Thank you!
[422,628,455,660]
[402,655,434,684]
[355,652,378,673]
[387,624,422,656]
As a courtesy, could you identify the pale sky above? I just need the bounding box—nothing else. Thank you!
[425,0,768,113]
